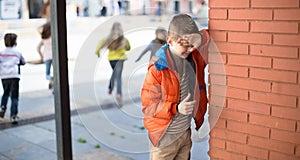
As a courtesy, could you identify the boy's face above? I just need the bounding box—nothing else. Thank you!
[167,33,201,58]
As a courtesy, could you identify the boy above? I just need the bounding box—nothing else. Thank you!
[0,33,26,124]
[141,14,210,159]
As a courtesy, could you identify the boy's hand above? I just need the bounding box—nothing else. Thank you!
[184,33,202,49]
[177,93,196,115]
[177,34,202,52]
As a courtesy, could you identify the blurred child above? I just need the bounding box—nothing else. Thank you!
[37,22,53,90]
[0,33,26,124]
[135,27,167,62]
[95,22,131,107]
[39,0,51,21]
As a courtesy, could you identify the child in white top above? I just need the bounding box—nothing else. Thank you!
[0,33,26,123]
[37,22,53,89]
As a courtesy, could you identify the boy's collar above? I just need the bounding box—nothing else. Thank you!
[153,44,170,71]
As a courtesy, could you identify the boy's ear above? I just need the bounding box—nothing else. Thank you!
[167,37,173,46]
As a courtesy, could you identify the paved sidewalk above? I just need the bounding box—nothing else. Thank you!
[0,76,146,160]
[0,76,210,160]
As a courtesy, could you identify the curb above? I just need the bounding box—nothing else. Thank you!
[0,96,140,130]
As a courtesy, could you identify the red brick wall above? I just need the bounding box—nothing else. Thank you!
[208,0,300,159]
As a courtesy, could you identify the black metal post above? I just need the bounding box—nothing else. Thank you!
[50,0,73,159]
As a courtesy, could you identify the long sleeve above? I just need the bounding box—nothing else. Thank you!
[19,54,26,65]
[125,38,131,51]
[95,38,106,57]
[37,40,44,60]
[136,43,151,62]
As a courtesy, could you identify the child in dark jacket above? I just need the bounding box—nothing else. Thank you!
[135,27,167,62]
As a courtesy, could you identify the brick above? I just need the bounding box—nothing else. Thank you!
[271,129,300,144]
[209,9,227,19]
[227,120,270,138]
[209,110,225,127]
[210,64,251,78]
[228,99,270,115]
[209,106,226,128]
[228,32,272,44]
[209,95,226,108]
[227,141,268,159]
[274,9,300,20]
[272,82,300,97]
[296,145,300,156]
[214,118,226,129]
[251,21,298,34]
[270,151,298,160]
[228,77,271,92]
[226,65,249,77]
[210,128,225,139]
[249,114,296,131]
[208,64,227,75]
[210,138,226,149]
[211,42,249,55]
[210,85,228,97]
[209,31,227,42]
[227,87,249,100]
[228,54,272,68]
[209,20,249,32]
[210,128,247,144]
[274,58,300,71]
[209,41,220,53]
[209,74,227,85]
[209,53,226,64]
[229,9,272,20]
[250,91,297,107]
[209,148,246,160]
[272,106,300,121]
[251,0,299,8]
[220,108,248,122]
[250,68,297,83]
[209,0,249,8]
[250,45,298,58]
[249,136,294,154]
[245,157,260,160]
[224,130,247,144]
[274,35,300,47]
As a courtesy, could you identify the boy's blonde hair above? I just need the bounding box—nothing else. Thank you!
[168,14,199,40]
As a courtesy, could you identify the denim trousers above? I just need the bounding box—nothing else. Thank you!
[45,59,52,80]
[1,78,20,117]
[109,60,124,95]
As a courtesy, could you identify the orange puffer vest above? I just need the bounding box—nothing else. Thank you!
[141,30,210,147]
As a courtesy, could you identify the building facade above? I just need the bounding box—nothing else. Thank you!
[0,0,207,20]
[208,0,300,159]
